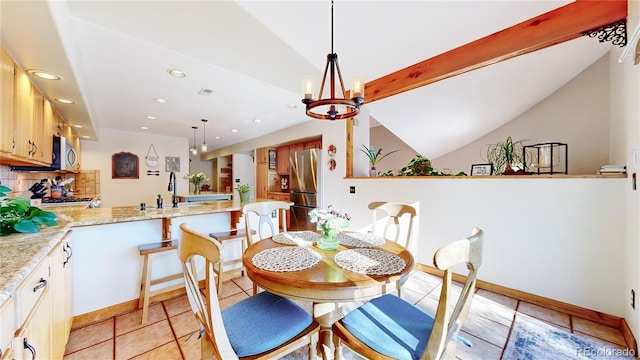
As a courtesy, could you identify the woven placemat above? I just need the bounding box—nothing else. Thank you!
[337,232,385,248]
[252,246,321,272]
[272,231,319,246]
[334,248,406,275]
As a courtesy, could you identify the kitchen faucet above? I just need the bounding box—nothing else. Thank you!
[168,172,178,208]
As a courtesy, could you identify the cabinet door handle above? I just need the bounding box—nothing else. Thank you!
[63,243,72,267]
[23,338,36,360]
[33,278,47,292]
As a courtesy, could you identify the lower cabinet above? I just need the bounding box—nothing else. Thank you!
[2,235,73,360]
[267,193,291,230]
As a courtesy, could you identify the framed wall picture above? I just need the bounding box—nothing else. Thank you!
[268,149,277,170]
[166,156,180,172]
[471,163,493,176]
[112,152,139,179]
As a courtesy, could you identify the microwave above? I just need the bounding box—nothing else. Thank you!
[11,136,78,172]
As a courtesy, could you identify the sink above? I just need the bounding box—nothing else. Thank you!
[135,202,202,210]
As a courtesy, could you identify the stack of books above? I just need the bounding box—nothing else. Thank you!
[598,165,627,175]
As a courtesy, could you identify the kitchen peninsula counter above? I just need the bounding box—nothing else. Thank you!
[0,199,262,307]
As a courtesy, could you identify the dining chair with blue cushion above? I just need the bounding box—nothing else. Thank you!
[178,223,319,359]
[332,227,483,360]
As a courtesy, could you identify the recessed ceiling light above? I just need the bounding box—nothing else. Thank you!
[140,126,149,130]
[81,135,91,139]
[153,98,167,104]
[55,98,75,104]
[72,125,84,128]
[254,118,262,123]
[231,129,238,133]
[215,136,220,139]
[167,69,186,78]
[287,104,297,109]
[145,115,157,120]
[28,70,61,80]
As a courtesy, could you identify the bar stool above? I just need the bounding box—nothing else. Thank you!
[209,228,255,293]
[138,240,184,324]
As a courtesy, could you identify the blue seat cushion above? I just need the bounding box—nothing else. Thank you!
[222,291,312,357]
[340,294,435,360]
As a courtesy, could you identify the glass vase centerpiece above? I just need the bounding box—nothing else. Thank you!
[184,172,209,195]
[309,205,350,251]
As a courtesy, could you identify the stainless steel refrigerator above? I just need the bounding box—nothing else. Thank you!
[289,148,321,230]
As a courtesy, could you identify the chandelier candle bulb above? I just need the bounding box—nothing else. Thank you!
[303,78,314,100]
[352,78,364,98]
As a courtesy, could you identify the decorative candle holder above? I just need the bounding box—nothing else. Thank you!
[523,142,568,174]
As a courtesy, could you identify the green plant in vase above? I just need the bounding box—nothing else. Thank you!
[184,172,209,194]
[360,145,399,177]
[485,136,525,175]
[235,184,251,202]
[0,185,58,236]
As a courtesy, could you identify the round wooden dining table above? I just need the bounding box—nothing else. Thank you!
[242,235,415,359]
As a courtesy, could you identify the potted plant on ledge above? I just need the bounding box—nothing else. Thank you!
[235,184,251,203]
[360,145,400,177]
[485,136,525,175]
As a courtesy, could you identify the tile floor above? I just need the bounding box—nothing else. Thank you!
[63,271,632,360]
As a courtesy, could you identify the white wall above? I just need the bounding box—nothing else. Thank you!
[433,55,610,175]
[611,0,640,340]
[81,128,190,207]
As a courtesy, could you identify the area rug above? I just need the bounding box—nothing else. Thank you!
[503,314,636,360]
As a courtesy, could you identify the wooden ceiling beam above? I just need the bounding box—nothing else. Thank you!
[364,0,627,104]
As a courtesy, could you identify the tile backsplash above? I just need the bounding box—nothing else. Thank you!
[0,165,100,200]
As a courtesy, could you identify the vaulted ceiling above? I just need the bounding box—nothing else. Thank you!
[0,1,626,159]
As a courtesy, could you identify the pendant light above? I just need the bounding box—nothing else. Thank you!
[301,0,364,120]
[191,126,198,155]
[201,119,208,152]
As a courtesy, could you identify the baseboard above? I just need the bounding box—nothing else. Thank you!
[71,286,189,330]
[415,263,638,353]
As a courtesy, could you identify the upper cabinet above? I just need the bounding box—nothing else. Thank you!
[1,44,77,168]
[276,146,290,175]
[0,46,14,154]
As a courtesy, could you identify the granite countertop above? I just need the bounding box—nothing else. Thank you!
[0,199,260,306]
[176,191,233,198]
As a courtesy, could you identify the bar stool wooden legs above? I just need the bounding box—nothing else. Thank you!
[209,228,254,293]
[138,240,184,324]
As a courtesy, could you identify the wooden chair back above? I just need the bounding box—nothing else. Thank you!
[242,201,291,245]
[178,223,238,360]
[368,201,417,248]
[425,227,483,359]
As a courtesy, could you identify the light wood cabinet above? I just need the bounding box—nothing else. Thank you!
[255,147,269,164]
[256,163,268,199]
[41,99,55,165]
[0,46,14,154]
[289,143,304,154]
[2,236,73,360]
[50,236,73,359]
[14,65,34,159]
[14,256,52,360]
[276,146,290,175]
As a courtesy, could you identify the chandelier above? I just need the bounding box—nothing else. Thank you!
[190,126,198,155]
[302,0,364,120]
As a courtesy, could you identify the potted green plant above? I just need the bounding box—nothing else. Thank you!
[0,185,58,236]
[485,136,525,175]
[235,184,251,203]
[360,145,400,177]
[396,155,467,176]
